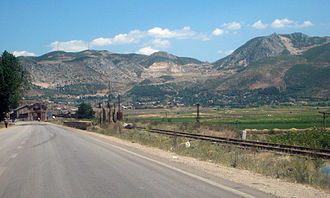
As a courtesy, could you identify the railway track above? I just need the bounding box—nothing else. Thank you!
[136,127,330,159]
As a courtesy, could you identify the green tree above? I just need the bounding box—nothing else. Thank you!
[76,103,95,119]
[0,51,30,121]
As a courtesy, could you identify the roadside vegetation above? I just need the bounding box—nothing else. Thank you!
[124,105,329,130]
[0,51,30,121]
[62,104,329,190]
[88,121,329,190]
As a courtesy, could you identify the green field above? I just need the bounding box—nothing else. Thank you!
[124,105,329,130]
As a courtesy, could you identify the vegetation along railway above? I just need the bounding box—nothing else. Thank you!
[136,127,330,159]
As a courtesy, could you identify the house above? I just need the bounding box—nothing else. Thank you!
[11,103,47,121]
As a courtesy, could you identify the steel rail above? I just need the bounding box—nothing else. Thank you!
[136,127,330,159]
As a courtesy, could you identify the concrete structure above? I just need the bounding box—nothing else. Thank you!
[12,103,47,121]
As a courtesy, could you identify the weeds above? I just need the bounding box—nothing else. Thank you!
[267,128,330,149]
[90,122,330,190]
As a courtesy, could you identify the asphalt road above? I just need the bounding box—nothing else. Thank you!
[0,122,276,198]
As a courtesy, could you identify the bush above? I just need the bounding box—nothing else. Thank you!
[267,128,330,149]
[76,103,95,119]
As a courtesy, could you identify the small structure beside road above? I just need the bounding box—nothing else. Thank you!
[11,103,47,121]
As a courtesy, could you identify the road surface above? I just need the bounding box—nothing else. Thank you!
[0,122,276,198]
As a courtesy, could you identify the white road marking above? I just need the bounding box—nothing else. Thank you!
[10,153,18,159]
[88,135,256,198]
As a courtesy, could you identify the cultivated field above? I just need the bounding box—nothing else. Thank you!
[124,105,330,131]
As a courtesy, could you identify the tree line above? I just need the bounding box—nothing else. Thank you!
[0,51,30,121]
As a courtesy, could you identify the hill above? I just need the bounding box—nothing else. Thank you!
[19,50,218,99]
[213,32,328,69]
[18,32,330,106]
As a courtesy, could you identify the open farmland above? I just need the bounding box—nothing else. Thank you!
[124,105,330,131]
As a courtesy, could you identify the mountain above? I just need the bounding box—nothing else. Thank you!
[18,32,330,106]
[19,50,217,96]
[139,51,202,67]
[213,32,329,69]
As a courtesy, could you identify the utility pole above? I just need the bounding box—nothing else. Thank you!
[196,103,200,123]
[195,90,200,123]
[319,112,329,128]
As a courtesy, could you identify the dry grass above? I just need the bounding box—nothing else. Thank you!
[89,122,330,191]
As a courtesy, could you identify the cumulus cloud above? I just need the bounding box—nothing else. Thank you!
[296,20,314,28]
[49,26,210,53]
[212,28,225,36]
[91,30,144,46]
[147,26,203,40]
[13,51,36,57]
[221,22,241,30]
[252,20,267,29]
[91,37,112,46]
[224,49,234,55]
[150,39,171,49]
[148,27,176,38]
[270,18,313,28]
[217,50,223,54]
[271,18,294,28]
[137,46,159,55]
[50,40,88,52]
[112,30,144,44]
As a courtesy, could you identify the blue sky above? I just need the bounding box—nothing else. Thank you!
[1,0,329,62]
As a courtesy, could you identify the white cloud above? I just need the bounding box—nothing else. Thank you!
[297,20,314,28]
[212,28,225,36]
[147,26,202,39]
[217,50,223,54]
[148,27,176,38]
[13,51,36,57]
[91,37,112,46]
[222,22,241,30]
[224,49,234,55]
[271,18,314,28]
[91,30,144,46]
[252,20,267,29]
[50,40,88,52]
[137,46,159,55]
[150,39,171,49]
[271,18,294,28]
[49,26,211,53]
[112,30,144,44]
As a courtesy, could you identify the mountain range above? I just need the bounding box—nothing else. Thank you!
[19,32,330,106]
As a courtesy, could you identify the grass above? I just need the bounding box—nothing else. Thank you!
[267,128,330,149]
[88,122,330,190]
[63,104,330,190]
[124,105,329,130]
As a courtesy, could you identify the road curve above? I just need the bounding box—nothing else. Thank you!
[0,122,276,198]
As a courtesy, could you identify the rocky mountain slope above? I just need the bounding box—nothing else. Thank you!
[217,43,330,95]
[18,32,330,105]
[213,32,329,69]
[19,50,219,95]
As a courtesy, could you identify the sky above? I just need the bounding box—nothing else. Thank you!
[1,0,329,62]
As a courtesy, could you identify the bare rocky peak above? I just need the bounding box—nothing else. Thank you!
[214,33,286,68]
[213,32,329,69]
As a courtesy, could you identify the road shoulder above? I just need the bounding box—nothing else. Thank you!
[47,122,330,198]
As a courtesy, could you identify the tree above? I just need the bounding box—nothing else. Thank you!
[0,51,30,121]
[76,103,95,119]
